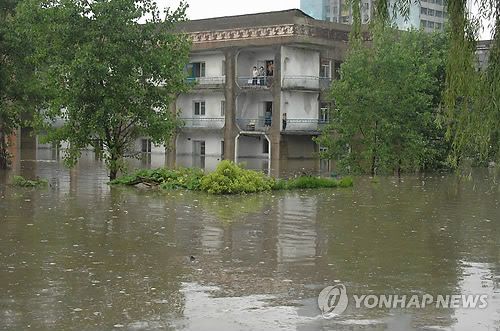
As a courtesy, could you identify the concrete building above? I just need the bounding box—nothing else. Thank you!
[476,39,493,71]
[300,0,447,32]
[169,9,350,175]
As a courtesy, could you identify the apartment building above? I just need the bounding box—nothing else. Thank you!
[300,0,448,32]
[168,9,350,175]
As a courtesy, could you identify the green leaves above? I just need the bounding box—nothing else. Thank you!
[16,0,191,178]
[317,27,450,175]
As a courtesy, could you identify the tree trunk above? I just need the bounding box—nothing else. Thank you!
[109,168,118,180]
[108,150,121,180]
[0,130,10,169]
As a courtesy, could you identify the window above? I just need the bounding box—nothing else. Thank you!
[141,139,152,153]
[320,59,332,78]
[221,60,226,76]
[421,7,427,15]
[193,140,205,156]
[194,101,206,116]
[220,100,226,117]
[428,21,435,28]
[186,62,205,78]
[420,19,427,27]
[334,61,342,80]
[320,103,330,123]
[435,10,443,17]
[428,9,435,16]
[221,141,225,157]
[262,139,269,154]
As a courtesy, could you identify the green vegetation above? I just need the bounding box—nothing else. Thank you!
[348,0,500,168]
[12,175,48,188]
[111,161,353,195]
[317,26,450,176]
[110,167,204,191]
[0,0,39,169]
[200,161,275,194]
[14,0,191,179]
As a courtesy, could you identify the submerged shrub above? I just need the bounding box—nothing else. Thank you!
[110,167,204,190]
[12,175,48,188]
[110,162,353,194]
[200,160,275,194]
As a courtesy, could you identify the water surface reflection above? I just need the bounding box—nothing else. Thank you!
[0,150,499,330]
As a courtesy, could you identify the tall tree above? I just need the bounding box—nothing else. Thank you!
[317,26,449,175]
[15,0,191,179]
[0,0,37,169]
[353,0,500,166]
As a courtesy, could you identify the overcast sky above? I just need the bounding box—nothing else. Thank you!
[157,0,301,19]
[157,0,491,39]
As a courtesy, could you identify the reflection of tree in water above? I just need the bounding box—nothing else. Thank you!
[196,193,268,223]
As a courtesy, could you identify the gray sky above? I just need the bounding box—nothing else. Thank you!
[157,0,491,39]
[158,0,301,19]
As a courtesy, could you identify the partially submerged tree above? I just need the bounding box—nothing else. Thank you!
[0,0,38,169]
[352,0,500,166]
[16,0,191,179]
[317,26,448,175]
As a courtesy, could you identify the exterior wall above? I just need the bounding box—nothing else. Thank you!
[301,0,447,31]
[189,52,225,79]
[281,91,319,131]
[176,131,223,157]
[281,46,320,89]
[237,48,276,79]
[177,92,225,119]
[237,135,269,158]
[284,135,317,158]
[237,93,273,122]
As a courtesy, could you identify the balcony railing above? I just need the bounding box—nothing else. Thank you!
[237,76,273,89]
[283,119,329,132]
[180,117,225,129]
[282,76,320,90]
[186,76,226,87]
[236,118,272,132]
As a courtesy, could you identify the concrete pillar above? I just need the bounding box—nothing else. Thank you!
[270,46,282,177]
[224,48,238,161]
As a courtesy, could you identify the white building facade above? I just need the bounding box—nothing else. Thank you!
[168,10,350,175]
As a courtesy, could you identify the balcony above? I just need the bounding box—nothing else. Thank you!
[186,76,226,89]
[236,118,271,132]
[180,117,225,130]
[283,119,329,133]
[282,76,320,90]
[237,76,273,89]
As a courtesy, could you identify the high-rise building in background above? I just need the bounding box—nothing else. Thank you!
[300,0,447,32]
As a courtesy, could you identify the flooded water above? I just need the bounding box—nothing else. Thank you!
[1,150,499,331]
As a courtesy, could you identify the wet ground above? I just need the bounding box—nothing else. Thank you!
[0,150,499,330]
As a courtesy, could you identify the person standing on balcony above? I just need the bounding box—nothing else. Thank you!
[282,113,287,131]
[259,66,266,86]
[252,66,259,85]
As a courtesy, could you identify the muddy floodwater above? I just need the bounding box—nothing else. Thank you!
[1,151,499,331]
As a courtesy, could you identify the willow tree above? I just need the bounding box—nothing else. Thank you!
[352,0,500,166]
[15,0,191,179]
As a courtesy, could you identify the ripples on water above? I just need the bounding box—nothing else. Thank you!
[0,150,499,330]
